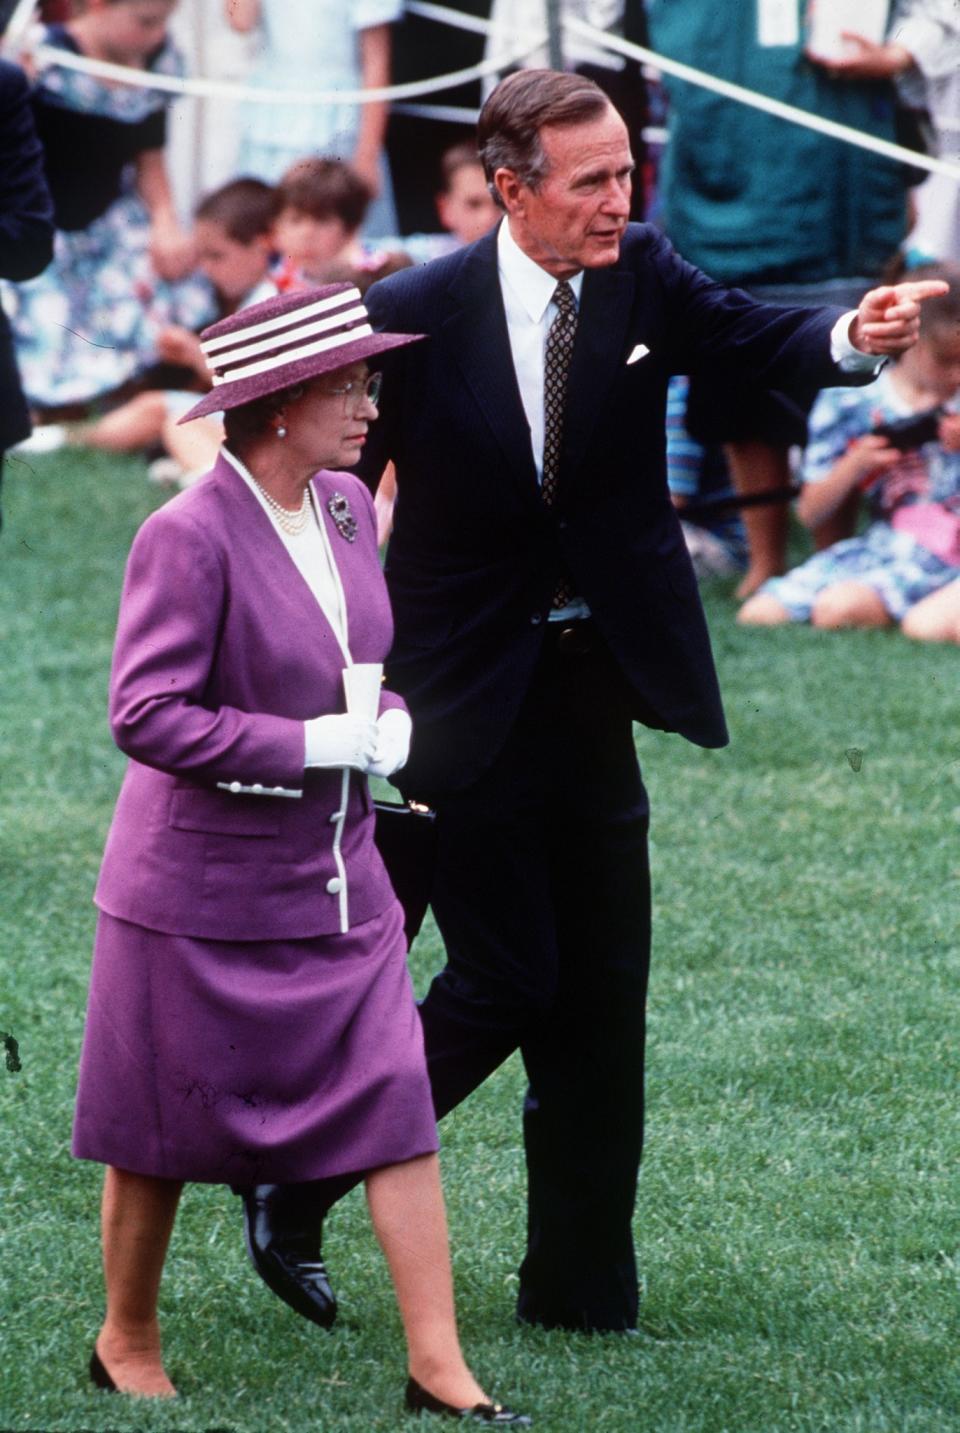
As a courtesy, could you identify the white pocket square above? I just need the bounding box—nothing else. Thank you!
[627,343,650,365]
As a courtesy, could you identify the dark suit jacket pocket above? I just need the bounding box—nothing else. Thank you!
[168,787,281,838]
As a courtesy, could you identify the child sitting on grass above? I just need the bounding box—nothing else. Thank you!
[739,265,960,637]
[60,178,278,483]
[272,156,411,295]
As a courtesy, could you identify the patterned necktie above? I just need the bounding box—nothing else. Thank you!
[541,280,578,609]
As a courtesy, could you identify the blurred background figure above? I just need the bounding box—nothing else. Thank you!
[666,375,746,581]
[375,142,499,269]
[59,176,280,485]
[226,0,401,238]
[648,0,913,598]
[271,156,411,295]
[806,0,960,266]
[7,0,209,418]
[435,142,499,249]
[740,266,960,639]
[0,46,54,528]
[387,0,488,236]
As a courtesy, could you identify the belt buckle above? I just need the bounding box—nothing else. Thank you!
[557,620,591,655]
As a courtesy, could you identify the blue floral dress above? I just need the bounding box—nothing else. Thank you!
[761,369,960,621]
[5,26,212,409]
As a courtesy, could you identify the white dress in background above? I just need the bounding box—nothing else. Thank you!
[234,0,402,238]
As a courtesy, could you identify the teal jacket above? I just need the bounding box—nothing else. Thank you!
[647,1,908,285]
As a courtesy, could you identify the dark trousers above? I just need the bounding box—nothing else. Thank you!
[420,624,651,1330]
[310,625,651,1330]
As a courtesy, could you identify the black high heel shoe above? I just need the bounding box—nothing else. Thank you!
[405,1376,532,1425]
[89,1347,117,1392]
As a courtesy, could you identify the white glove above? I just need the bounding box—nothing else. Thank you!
[304,713,378,770]
[365,707,412,779]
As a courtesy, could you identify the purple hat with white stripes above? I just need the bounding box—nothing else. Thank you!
[178,283,424,422]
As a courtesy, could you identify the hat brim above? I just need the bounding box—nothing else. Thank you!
[178,328,424,424]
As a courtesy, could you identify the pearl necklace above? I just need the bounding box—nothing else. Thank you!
[251,476,312,536]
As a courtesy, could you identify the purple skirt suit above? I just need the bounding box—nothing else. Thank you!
[72,456,437,1185]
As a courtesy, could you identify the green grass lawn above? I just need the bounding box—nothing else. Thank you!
[1,449,958,1432]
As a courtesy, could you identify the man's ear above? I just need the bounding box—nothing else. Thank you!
[494,167,524,216]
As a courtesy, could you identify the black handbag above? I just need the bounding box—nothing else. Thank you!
[373,800,438,946]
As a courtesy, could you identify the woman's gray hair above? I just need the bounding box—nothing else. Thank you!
[477,69,612,208]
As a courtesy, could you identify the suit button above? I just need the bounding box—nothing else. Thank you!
[252,783,263,793]
[326,877,343,895]
[229,781,241,793]
[530,612,543,626]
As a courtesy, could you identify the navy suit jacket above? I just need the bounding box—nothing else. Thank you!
[357,222,858,795]
[0,59,54,450]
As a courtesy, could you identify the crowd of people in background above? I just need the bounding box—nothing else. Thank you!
[3,0,960,643]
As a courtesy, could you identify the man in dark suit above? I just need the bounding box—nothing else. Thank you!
[242,70,944,1334]
[0,54,55,532]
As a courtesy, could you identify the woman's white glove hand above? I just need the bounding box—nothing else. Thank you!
[366,708,412,779]
[305,714,378,770]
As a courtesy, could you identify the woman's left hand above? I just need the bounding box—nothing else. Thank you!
[366,708,411,778]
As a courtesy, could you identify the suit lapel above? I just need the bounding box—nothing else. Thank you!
[442,232,539,498]
[563,264,636,481]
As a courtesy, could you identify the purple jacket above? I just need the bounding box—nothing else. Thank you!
[94,456,406,942]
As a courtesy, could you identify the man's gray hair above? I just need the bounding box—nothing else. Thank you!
[477,69,612,209]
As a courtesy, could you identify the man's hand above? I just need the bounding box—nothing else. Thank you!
[849,281,950,357]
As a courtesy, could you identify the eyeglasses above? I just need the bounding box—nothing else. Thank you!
[323,371,382,412]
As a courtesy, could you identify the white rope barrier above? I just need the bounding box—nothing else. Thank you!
[567,17,960,185]
[404,1,496,39]
[25,33,545,106]
[394,101,480,125]
[2,0,38,50]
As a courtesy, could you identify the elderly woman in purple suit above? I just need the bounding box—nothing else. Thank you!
[72,284,529,1425]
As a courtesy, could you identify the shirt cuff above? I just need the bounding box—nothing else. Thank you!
[830,311,885,374]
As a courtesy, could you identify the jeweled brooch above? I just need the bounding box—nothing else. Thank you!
[327,492,358,542]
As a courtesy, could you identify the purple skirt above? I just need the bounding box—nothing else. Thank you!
[72,900,438,1184]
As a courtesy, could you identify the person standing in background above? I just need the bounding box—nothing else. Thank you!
[0,53,54,528]
[8,0,207,416]
[648,0,912,598]
[225,0,401,239]
[807,0,960,266]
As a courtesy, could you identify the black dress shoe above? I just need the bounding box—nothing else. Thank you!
[89,1346,117,1392]
[241,1184,336,1329]
[405,1376,532,1425]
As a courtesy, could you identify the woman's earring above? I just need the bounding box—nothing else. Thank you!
[276,425,287,439]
